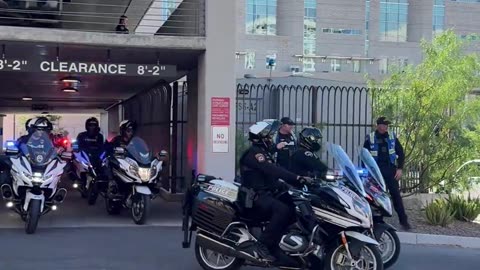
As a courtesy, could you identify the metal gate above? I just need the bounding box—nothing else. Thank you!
[121,81,187,194]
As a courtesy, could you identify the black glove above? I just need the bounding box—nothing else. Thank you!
[298,176,314,185]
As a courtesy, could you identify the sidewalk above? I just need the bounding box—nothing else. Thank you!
[398,232,480,249]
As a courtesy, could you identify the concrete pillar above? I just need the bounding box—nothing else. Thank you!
[99,112,109,141]
[0,114,4,152]
[195,0,236,181]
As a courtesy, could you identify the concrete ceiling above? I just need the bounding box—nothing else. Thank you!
[0,41,201,113]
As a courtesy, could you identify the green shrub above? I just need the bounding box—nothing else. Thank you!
[446,195,480,222]
[424,199,456,227]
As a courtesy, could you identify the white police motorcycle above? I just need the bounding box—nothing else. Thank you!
[106,136,165,224]
[1,130,70,234]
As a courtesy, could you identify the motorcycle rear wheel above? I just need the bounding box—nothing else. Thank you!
[195,243,243,270]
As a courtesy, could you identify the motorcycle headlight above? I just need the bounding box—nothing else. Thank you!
[129,165,140,178]
[32,172,44,183]
[150,165,157,179]
[353,198,372,220]
[138,168,151,182]
[375,194,393,216]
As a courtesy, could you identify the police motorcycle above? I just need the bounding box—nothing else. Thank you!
[182,143,383,270]
[105,136,165,225]
[354,148,399,269]
[70,141,108,205]
[1,130,70,234]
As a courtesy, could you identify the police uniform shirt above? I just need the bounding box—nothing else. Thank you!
[275,132,296,169]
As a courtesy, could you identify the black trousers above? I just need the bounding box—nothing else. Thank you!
[379,165,408,224]
[254,193,295,250]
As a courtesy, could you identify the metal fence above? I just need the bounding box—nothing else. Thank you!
[121,80,187,194]
[0,0,205,36]
[235,83,419,193]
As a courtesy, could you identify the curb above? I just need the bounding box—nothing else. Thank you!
[398,232,480,249]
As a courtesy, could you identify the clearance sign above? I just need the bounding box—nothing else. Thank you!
[0,59,176,77]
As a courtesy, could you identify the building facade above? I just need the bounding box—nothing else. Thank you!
[235,0,480,85]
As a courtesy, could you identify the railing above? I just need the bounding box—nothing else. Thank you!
[0,0,205,36]
[235,83,420,193]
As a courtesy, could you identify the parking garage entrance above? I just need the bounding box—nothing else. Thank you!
[0,41,197,194]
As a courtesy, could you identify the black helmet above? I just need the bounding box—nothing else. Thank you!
[248,119,280,150]
[299,127,323,152]
[85,117,99,129]
[31,117,53,132]
[85,117,100,132]
[119,120,137,136]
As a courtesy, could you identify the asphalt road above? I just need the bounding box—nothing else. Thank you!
[0,226,478,270]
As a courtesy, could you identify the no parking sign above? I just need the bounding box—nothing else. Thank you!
[211,97,230,153]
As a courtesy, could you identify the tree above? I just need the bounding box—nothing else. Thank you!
[368,30,480,193]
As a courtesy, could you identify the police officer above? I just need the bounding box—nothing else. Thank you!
[291,127,329,180]
[272,117,297,170]
[239,119,312,265]
[108,120,136,150]
[364,117,411,231]
[76,117,105,155]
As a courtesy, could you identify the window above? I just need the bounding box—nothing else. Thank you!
[380,0,409,42]
[331,59,341,72]
[303,58,315,72]
[245,52,256,69]
[353,60,362,73]
[321,28,362,35]
[379,57,408,74]
[303,0,317,72]
[451,0,480,3]
[379,58,388,74]
[246,0,277,35]
[433,0,445,37]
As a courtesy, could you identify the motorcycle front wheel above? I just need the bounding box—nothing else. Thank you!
[325,243,383,270]
[378,228,400,269]
[87,181,99,205]
[131,193,151,225]
[195,243,243,270]
[25,199,42,234]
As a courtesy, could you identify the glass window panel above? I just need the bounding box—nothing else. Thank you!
[256,5,267,15]
[245,52,256,69]
[256,0,267,5]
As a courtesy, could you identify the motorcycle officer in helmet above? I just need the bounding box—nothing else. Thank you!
[16,117,54,146]
[238,120,313,265]
[76,117,105,154]
[290,127,329,179]
[109,120,137,149]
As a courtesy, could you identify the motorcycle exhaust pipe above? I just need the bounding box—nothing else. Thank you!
[53,188,67,204]
[196,233,261,263]
[1,184,13,200]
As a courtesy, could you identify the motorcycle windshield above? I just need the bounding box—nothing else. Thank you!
[126,136,152,165]
[358,147,387,192]
[326,143,367,197]
[20,130,56,166]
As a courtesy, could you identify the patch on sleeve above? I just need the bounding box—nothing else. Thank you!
[305,151,313,157]
[255,153,266,162]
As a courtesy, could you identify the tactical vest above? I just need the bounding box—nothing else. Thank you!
[369,132,397,165]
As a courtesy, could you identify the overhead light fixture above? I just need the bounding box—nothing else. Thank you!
[61,77,81,84]
[62,87,78,93]
[22,97,33,101]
